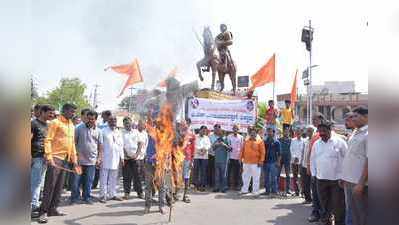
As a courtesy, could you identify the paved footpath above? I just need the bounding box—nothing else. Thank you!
[31,188,312,225]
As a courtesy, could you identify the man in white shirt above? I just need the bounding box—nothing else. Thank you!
[121,117,146,200]
[227,124,244,191]
[193,125,211,191]
[136,120,148,187]
[340,106,368,225]
[300,125,315,204]
[92,110,112,190]
[99,116,124,203]
[310,122,348,225]
[290,127,305,196]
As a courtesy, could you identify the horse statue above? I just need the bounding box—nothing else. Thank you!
[195,26,237,94]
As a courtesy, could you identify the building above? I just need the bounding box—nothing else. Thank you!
[277,81,368,126]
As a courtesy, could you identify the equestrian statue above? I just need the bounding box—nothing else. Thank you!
[195,24,237,94]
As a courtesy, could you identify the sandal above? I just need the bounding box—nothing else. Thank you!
[183,196,191,203]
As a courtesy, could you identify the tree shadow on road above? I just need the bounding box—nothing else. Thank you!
[265,202,311,225]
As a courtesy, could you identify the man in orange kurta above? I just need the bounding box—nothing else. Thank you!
[240,127,266,195]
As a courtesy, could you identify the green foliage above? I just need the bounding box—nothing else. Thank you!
[257,101,267,119]
[33,78,90,112]
[254,101,267,130]
[118,96,130,110]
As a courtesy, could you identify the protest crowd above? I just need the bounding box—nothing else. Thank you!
[30,100,368,225]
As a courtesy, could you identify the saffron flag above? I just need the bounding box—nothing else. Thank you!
[105,58,143,97]
[249,53,275,91]
[290,69,298,105]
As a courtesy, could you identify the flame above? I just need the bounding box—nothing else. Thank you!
[146,103,185,190]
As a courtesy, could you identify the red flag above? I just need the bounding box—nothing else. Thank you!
[249,54,275,91]
[290,69,298,105]
[105,58,143,97]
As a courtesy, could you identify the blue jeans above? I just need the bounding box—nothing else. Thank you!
[215,162,228,191]
[71,165,96,201]
[31,157,47,209]
[344,183,353,225]
[278,156,291,192]
[264,162,278,193]
[194,159,208,187]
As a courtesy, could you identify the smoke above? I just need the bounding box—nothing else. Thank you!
[80,0,213,87]
[32,0,214,110]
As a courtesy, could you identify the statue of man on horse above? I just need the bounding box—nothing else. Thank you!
[196,24,237,94]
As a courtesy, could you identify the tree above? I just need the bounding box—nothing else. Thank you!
[35,78,90,112]
[255,102,267,130]
[118,96,131,110]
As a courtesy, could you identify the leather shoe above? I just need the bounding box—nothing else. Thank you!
[48,210,67,217]
[111,196,123,201]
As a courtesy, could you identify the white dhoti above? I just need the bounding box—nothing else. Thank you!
[100,168,119,199]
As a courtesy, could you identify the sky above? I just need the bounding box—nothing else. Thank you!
[28,0,367,111]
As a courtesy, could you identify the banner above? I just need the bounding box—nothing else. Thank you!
[187,97,257,132]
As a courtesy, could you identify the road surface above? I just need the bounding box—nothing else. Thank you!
[31,187,312,225]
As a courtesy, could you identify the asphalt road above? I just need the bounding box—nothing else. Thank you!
[31,187,313,225]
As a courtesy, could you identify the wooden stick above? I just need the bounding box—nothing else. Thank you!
[53,164,82,175]
[168,205,172,223]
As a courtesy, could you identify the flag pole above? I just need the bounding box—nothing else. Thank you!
[273,53,276,102]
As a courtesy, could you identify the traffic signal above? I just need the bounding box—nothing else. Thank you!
[301,28,313,51]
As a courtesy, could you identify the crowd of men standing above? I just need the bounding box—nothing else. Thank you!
[31,100,367,225]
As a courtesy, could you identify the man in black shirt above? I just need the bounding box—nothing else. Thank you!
[31,104,55,216]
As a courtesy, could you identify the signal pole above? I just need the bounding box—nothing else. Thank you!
[302,20,314,124]
[308,20,313,125]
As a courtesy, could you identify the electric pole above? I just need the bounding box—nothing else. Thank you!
[92,84,99,110]
[128,87,135,113]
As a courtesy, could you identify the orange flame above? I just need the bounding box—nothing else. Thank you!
[146,103,185,190]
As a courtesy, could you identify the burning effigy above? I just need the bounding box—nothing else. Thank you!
[144,76,187,221]
[146,104,184,191]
